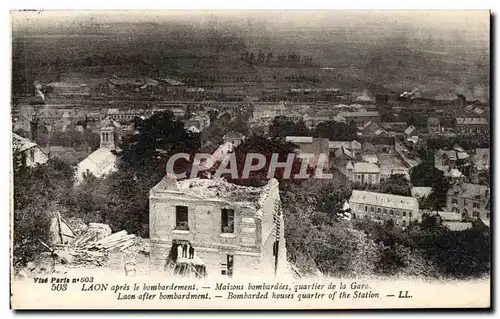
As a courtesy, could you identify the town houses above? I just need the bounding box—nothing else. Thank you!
[149,175,287,278]
[10,13,490,283]
[349,190,420,227]
[446,182,490,221]
[455,117,489,135]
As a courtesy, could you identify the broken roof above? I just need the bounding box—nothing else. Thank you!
[151,176,279,208]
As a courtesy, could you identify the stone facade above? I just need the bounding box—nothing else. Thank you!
[446,182,490,221]
[149,176,286,279]
[349,190,420,227]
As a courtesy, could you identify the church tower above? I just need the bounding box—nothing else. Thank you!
[99,117,115,150]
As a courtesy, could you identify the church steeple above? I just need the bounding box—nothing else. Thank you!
[99,117,115,150]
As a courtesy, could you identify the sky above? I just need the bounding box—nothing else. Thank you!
[11,10,490,42]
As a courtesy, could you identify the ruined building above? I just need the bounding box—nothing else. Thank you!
[149,175,286,279]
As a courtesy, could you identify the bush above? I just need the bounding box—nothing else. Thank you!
[13,205,51,267]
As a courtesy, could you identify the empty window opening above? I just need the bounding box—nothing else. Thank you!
[221,254,234,277]
[221,209,235,233]
[175,206,189,230]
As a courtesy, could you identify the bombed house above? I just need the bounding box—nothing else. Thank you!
[149,175,286,279]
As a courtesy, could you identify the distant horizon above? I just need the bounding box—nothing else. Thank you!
[11,10,490,43]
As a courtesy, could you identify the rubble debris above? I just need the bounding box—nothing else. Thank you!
[48,212,76,245]
[26,219,147,273]
[72,223,112,248]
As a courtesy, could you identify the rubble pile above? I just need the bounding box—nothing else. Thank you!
[65,225,139,267]
[178,177,263,202]
[16,218,148,279]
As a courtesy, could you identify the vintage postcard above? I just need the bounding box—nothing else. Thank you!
[10,10,491,309]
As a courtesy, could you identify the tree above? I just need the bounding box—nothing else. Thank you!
[12,153,75,267]
[411,163,450,210]
[265,52,273,64]
[477,169,490,186]
[314,121,357,141]
[106,111,201,236]
[217,136,305,187]
[227,114,250,137]
[379,174,411,196]
[84,129,100,151]
[269,116,310,138]
[315,184,352,223]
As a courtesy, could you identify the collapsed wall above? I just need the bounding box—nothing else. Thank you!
[149,176,286,279]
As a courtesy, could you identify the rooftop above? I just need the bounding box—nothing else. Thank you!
[286,136,313,144]
[12,133,37,152]
[350,190,418,211]
[151,176,279,209]
[353,162,380,173]
[447,183,490,200]
[404,125,416,135]
[329,140,362,150]
[411,187,433,199]
[443,221,473,231]
[77,147,117,179]
[456,117,488,125]
[223,131,245,139]
[338,111,380,117]
[428,117,440,124]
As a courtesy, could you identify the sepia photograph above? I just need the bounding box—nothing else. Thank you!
[9,9,491,309]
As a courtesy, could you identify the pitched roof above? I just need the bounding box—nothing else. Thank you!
[456,117,488,125]
[404,125,416,135]
[473,107,484,115]
[375,129,390,136]
[362,142,376,153]
[411,187,433,198]
[457,152,469,160]
[346,161,354,169]
[334,147,353,159]
[161,78,185,86]
[361,154,378,164]
[350,190,418,211]
[428,117,440,124]
[187,126,201,133]
[448,169,464,178]
[338,111,380,118]
[286,136,313,144]
[444,150,457,160]
[354,162,380,173]
[223,131,245,139]
[12,133,37,152]
[77,147,117,180]
[407,136,419,144]
[447,183,490,200]
[329,140,362,150]
[443,221,473,231]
